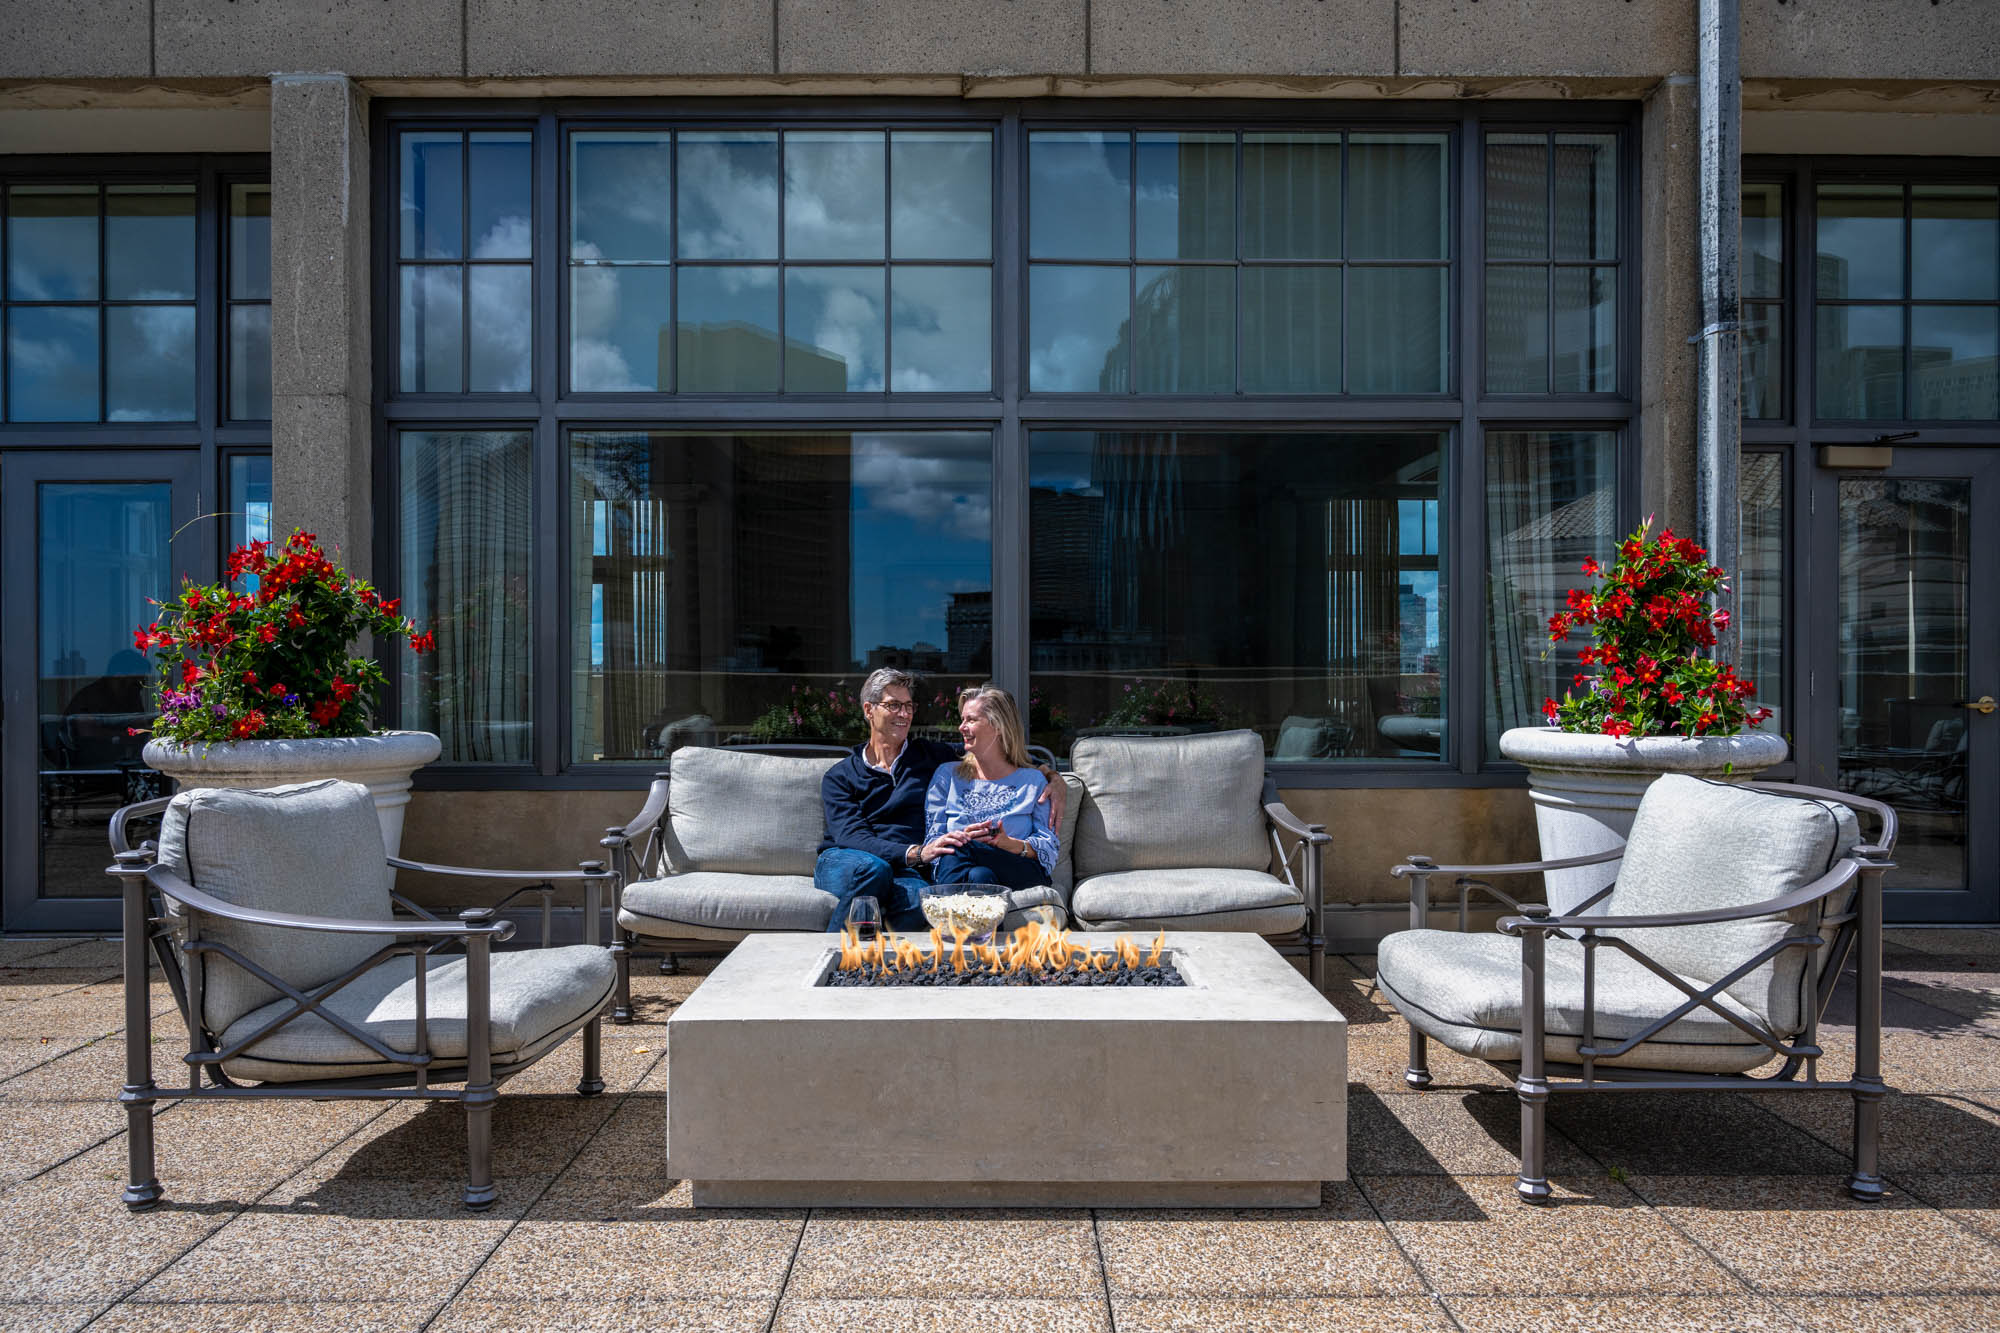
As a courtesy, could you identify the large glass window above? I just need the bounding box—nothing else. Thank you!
[1485,133,1620,394]
[1816,182,1999,421]
[398,430,535,763]
[1742,182,1785,420]
[1029,129,1450,394]
[228,183,272,420]
[1739,451,1785,736]
[1028,431,1445,761]
[1483,430,1619,759]
[397,130,534,394]
[566,128,993,394]
[5,182,198,422]
[568,430,991,759]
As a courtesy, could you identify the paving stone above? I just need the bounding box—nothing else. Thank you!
[775,1298,1109,1331]
[498,1033,660,1095]
[0,996,123,1041]
[1632,1174,2000,1295]
[0,1036,95,1084]
[430,1299,768,1333]
[309,1094,614,1180]
[0,940,103,968]
[23,942,124,971]
[1343,1019,1510,1095]
[1759,1090,2000,1174]
[84,1301,441,1332]
[1777,1294,2000,1330]
[0,1098,126,1185]
[1544,1091,1853,1176]
[1098,1181,1423,1298]
[1444,1295,1795,1330]
[786,1210,1101,1300]
[1113,1296,1451,1330]
[0,1304,102,1332]
[0,1173,257,1303]
[0,968,122,1004]
[1886,1173,2000,1247]
[1365,1174,1738,1296]
[0,1036,133,1099]
[1348,1087,1594,1177]
[458,1173,802,1302]
[130,1171,540,1304]
[1884,930,2000,959]
[567,1093,665,1176]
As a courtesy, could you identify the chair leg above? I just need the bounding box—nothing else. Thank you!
[1405,1028,1432,1089]
[115,854,163,1210]
[611,933,634,1024]
[1847,862,1887,1203]
[578,1015,605,1098]
[463,1088,498,1211]
[1848,1082,1886,1202]
[1515,1075,1552,1204]
[462,927,499,1211]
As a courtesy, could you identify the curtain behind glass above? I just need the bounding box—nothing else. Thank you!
[399,430,533,763]
[1484,430,1618,759]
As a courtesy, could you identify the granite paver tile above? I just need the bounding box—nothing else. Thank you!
[309,1093,615,1179]
[1113,1296,1452,1330]
[1545,1091,1852,1175]
[1348,1087,1594,1176]
[22,941,123,970]
[1814,1024,2000,1093]
[499,1033,660,1094]
[775,1298,1110,1331]
[0,968,120,1003]
[1884,968,2000,1032]
[84,1301,442,1332]
[1884,930,2000,959]
[0,1035,136,1099]
[1632,1174,2000,1294]
[1365,1174,1738,1296]
[1444,1295,1795,1330]
[1344,1020,1509,1094]
[1759,1090,2000,1173]
[96,1097,391,1183]
[432,1298,770,1332]
[1884,1173,2000,1246]
[0,995,123,1040]
[0,1173,255,1303]
[1777,1294,2000,1330]
[1098,1181,1423,1298]
[0,940,102,968]
[785,1210,1101,1299]
[130,1172,542,1304]
[567,1092,665,1174]
[0,1305,101,1333]
[458,1172,803,1302]
[0,1098,126,1184]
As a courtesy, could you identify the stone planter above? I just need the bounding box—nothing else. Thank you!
[142,731,442,858]
[1498,726,1789,913]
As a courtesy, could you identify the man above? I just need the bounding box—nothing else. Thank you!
[815,667,1063,933]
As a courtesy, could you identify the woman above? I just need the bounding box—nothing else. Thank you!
[916,684,1057,893]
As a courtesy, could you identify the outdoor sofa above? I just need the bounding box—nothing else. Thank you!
[600,729,1330,1019]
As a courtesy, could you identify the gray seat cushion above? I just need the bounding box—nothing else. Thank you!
[155,780,393,1035]
[1377,929,1780,1075]
[1071,868,1305,935]
[662,748,840,876]
[1606,774,1859,1035]
[619,872,835,940]
[1070,730,1271,878]
[218,944,615,1083]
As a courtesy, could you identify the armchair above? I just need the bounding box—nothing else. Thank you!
[1377,775,1897,1204]
[108,779,617,1211]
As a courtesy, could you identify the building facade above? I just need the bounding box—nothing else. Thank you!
[3,1,1996,936]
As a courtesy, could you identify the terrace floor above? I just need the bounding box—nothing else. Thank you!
[2,930,1998,1332]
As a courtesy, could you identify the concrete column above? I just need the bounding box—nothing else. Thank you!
[1637,74,1701,535]
[269,73,372,578]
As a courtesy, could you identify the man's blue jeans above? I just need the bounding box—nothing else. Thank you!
[813,848,928,932]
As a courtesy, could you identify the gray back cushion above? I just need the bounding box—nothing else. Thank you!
[155,780,392,1035]
[662,747,840,876]
[1606,774,1859,1035]
[1047,772,1088,900]
[1070,729,1270,878]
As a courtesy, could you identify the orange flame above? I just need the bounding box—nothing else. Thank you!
[1146,929,1166,966]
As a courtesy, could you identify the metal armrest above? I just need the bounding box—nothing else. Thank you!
[109,796,174,855]
[607,777,670,845]
[1499,856,1866,936]
[1264,801,1331,846]
[386,856,611,883]
[144,864,516,941]
[1391,846,1627,879]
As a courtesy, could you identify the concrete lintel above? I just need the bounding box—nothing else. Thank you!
[0,1,150,80]
[155,0,464,80]
[1743,79,2000,114]
[1398,0,1694,81]
[779,0,1085,77]
[1746,109,2000,157]
[0,79,271,111]
[469,0,775,79]
[1090,0,1394,78]
[1744,0,2000,84]
[0,107,269,155]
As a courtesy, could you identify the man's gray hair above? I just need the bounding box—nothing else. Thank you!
[860,667,920,707]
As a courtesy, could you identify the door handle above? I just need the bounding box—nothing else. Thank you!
[1959,696,1997,715]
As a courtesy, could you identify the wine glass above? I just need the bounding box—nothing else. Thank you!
[845,895,882,943]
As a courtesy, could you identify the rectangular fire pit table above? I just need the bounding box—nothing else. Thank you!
[665,932,1346,1207]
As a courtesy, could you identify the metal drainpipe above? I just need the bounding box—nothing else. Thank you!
[1696,0,1743,664]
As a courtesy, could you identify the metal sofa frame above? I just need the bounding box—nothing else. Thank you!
[1389,781,1898,1204]
[598,743,1330,1021]
[108,796,615,1211]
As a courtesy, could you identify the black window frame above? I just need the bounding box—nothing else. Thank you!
[373,98,1643,791]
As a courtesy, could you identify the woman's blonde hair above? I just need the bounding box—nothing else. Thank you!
[955,683,1033,776]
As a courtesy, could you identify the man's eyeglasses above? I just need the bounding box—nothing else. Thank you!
[871,699,917,714]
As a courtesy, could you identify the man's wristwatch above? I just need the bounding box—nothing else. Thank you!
[909,842,923,864]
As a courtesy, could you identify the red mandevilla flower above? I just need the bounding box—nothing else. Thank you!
[131,529,439,746]
[1537,519,1769,740]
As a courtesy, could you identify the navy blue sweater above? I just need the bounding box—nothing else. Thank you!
[817,737,962,868]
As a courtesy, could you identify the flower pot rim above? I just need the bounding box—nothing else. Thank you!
[1499,724,1787,770]
[143,730,442,773]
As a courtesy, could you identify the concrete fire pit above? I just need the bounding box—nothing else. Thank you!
[665,932,1346,1207]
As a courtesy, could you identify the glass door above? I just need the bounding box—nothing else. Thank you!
[1809,448,1999,924]
[1,451,201,932]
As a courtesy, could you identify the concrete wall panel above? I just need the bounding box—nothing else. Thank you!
[471,0,776,78]
[400,789,639,909]
[1638,76,1700,535]
[1744,0,2000,83]
[156,0,463,77]
[0,1,150,78]
[1285,785,1537,908]
[779,0,1085,75]
[1090,0,1394,77]
[1398,0,1693,78]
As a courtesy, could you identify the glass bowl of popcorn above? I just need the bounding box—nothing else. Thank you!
[919,885,1011,943]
